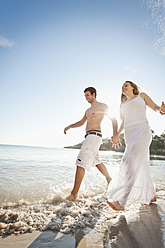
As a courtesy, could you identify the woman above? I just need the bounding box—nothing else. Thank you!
[107,81,165,211]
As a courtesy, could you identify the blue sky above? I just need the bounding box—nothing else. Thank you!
[0,0,165,147]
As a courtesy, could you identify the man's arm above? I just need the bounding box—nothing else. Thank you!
[64,113,87,134]
[118,118,124,135]
[108,116,118,138]
[105,106,118,136]
[111,118,124,149]
[105,107,121,148]
[110,117,121,148]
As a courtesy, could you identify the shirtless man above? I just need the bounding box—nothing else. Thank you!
[64,87,119,201]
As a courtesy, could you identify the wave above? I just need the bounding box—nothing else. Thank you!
[0,182,164,236]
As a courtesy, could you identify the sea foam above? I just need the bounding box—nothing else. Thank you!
[0,182,164,236]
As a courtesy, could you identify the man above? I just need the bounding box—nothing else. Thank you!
[64,87,119,201]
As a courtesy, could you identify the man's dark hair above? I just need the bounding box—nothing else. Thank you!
[84,87,97,98]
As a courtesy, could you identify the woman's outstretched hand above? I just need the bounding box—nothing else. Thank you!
[160,101,165,115]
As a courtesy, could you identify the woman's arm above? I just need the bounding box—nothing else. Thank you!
[118,118,124,135]
[140,92,160,112]
[140,92,165,114]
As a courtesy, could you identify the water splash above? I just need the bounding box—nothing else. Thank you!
[0,182,164,236]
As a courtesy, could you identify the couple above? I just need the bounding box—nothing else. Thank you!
[64,82,165,211]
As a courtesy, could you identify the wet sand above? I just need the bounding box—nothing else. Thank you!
[0,199,164,248]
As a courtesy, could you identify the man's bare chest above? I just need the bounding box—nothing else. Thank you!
[86,108,104,120]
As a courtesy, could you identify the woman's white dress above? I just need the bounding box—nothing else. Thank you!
[107,94,156,206]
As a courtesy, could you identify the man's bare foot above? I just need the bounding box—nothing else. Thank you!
[65,194,77,201]
[106,176,112,185]
[105,177,112,190]
[107,200,124,211]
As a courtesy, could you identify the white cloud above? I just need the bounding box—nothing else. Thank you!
[0,35,15,48]
[124,66,137,74]
[144,0,165,55]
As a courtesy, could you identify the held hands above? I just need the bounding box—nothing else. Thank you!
[160,101,165,115]
[111,134,121,149]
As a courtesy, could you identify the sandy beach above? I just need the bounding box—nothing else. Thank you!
[0,198,164,248]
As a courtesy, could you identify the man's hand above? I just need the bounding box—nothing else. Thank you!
[111,135,121,149]
[64,126,70,134]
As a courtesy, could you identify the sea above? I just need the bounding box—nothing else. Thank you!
[0,144,165,242]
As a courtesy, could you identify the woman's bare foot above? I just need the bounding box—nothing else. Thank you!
[65,194,77,201]
[141,196,157,205]
[107,200,124,211]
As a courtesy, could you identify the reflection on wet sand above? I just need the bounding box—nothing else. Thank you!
[104,204,164,248]
[27,228,93,248]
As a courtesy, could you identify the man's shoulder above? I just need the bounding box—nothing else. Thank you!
[98,102,108,109]
[86,107,90,111]
[85,107,91,114]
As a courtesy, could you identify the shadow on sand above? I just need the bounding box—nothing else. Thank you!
[104,203,164,248]
[27,198,102,248]
[27,203,164,248]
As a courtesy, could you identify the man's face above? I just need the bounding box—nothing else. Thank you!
[84,91,95,103]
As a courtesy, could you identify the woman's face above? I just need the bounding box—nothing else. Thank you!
[122,82,134,96]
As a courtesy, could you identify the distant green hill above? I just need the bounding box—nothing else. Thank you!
[65,130,165,156]
[150,130,165,155]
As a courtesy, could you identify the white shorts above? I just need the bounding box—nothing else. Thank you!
[76,134,102,171]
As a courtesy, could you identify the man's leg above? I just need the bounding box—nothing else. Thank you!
[96,163,112,184]
[66,166,85,201]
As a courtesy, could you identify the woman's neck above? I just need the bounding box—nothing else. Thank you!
[125,93,137,101]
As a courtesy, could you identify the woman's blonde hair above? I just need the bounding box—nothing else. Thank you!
[121,81,141,103]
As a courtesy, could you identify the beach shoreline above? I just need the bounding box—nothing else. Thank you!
[0,199,164,248]
[1,146,164,247]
